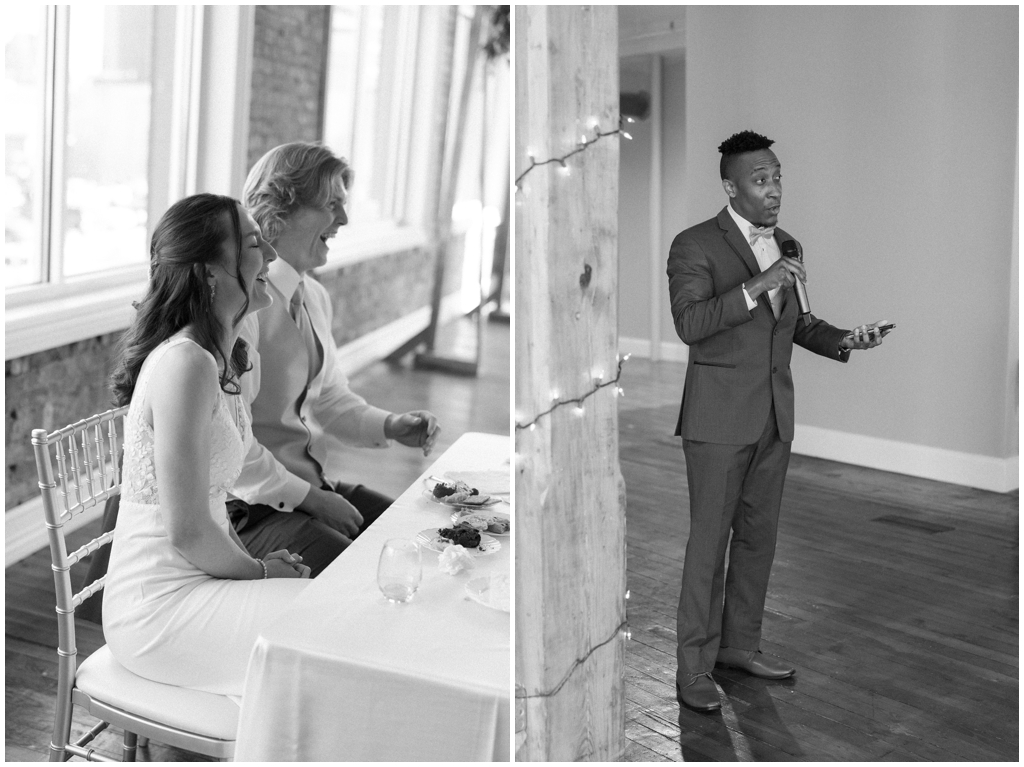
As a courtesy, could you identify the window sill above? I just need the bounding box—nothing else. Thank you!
[5,223,434,360]
[317,221,432,273]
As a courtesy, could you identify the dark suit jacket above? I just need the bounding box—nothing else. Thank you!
[667,207,849,445]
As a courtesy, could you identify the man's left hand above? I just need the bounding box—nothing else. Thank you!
[385,411,441,456]
[841,320,892,350]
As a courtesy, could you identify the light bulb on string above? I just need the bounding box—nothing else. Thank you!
[516,118,630,189]
[514,316,633,433]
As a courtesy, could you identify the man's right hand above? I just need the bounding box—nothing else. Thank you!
[298,485,362,538]
[747,256,806,298]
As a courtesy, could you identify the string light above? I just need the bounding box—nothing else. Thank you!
[515,354,631,432]
[515,117,633,191]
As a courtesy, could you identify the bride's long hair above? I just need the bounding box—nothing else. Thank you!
[111,193,252,406]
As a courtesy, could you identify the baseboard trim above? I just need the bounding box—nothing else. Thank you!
[793,424,1019,494]
[619,336,689,364]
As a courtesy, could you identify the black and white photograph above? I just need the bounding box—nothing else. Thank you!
[6,4,510,761]
[4,2,1020,765]
[514,4,1017,762]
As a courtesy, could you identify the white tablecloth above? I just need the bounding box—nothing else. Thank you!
[234,432,511,761]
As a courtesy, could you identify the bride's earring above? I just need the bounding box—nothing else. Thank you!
[210,281,217,301]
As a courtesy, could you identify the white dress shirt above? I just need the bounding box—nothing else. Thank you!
[727,203,782,315]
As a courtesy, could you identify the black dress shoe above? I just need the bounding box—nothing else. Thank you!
[676,672,721,711]
[715,647,795,679]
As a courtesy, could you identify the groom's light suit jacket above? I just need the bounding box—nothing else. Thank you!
[231,259,392,512]
[667,207,850,445]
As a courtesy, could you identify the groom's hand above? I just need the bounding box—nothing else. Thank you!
[841,320,891,350]
[298,485,361,538]
[385,410,441,456]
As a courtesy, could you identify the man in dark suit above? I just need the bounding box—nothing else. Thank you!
[666,130,889,711]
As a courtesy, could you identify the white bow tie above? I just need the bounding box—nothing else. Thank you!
[748,226,776,246]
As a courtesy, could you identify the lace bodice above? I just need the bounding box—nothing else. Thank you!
[121,337,251,505]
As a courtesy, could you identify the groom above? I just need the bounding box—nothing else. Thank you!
[228,142,441,576]
[666,130,889,711]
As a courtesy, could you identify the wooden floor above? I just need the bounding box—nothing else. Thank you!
[617,357,1019,762]
[4,316,509,762]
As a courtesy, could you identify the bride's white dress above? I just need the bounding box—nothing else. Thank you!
[103,337,308,697]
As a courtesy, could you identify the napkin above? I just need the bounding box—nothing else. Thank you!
[438,544,476,575]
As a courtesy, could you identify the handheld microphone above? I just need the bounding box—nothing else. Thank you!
[781,240,811,327]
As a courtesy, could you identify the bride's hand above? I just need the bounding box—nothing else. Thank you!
[263,550,311,579]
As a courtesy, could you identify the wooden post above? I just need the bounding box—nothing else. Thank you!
[514,6,626,761]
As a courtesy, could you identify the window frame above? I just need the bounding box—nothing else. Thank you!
[316,4,440,275]
[4,6,247,361]
[5,5,449,360]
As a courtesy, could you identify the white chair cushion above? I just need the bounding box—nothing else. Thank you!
[75,645,239,741]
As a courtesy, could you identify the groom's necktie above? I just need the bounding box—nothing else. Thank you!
[290,280,323,384]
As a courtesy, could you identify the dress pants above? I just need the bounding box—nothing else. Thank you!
[676,406,791,682]
[228,482,393,577]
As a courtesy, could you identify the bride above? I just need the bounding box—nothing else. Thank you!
[103,193,309,697]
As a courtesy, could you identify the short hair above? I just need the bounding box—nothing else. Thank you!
[718,130,775,180]
[243,142,354,243]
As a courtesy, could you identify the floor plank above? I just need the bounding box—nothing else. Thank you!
[618,356,1018,762]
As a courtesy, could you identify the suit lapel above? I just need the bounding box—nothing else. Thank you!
[717,207,760,279]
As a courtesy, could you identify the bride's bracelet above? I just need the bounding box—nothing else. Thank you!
[254,558,268,580]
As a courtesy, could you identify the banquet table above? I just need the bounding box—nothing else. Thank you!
[233,432,511,761]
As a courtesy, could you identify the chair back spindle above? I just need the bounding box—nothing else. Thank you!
[31,405,236,761]
[31,408,128,669]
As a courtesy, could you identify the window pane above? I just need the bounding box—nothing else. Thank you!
[4,7,47,288]
[323,6,361,162]
[62,6,172,278]
[324,5,396,224]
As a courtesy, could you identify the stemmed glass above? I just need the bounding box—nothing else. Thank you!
[377,539,422,603]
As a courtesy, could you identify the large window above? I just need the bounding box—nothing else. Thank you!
[5,6,188,294]
[320,3,509,310]
[322,5,421,230]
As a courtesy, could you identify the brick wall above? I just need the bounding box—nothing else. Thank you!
[246,5,331,170]
[317,247,440,346]
[5,334,122,508]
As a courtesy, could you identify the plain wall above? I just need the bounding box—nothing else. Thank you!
[645,6,1017,463]
[618,57,654,341]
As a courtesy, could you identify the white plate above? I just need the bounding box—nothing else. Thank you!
[444,470,510,496]
[450,510,511,537]
[416,528,501,556]
[465,575,510,613]
[422,478,501,509]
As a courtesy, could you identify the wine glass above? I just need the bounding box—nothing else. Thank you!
[377,539,422,603]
